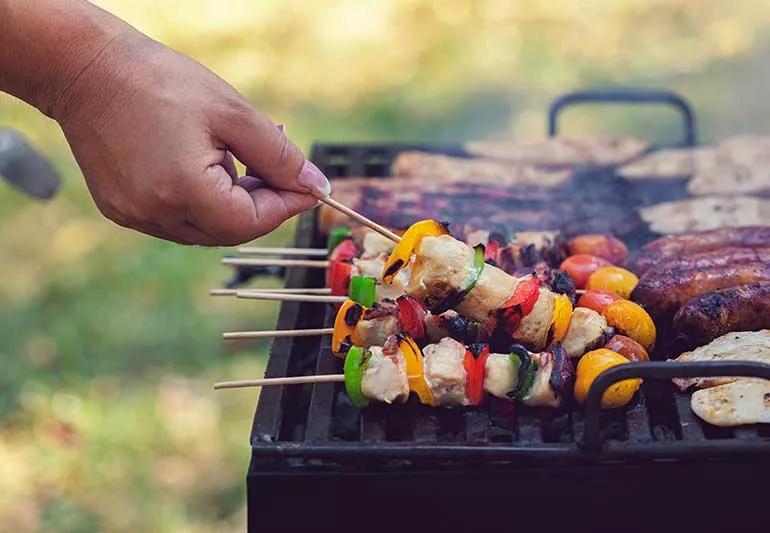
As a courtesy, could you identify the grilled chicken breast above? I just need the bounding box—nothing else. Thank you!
[353,256,411,300]
[355,315,400,348]
[561,307,608,358]
[484,353,516,399]
[512,287,555,351]
[361,346,409,404]
[423,337,467,406]
[522,352,560,408]
[690,380,770,427]
[456,262,517,322]
[407,235,475,310]
[671,330,770,391]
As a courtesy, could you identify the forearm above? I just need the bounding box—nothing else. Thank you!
[0,0,132,119]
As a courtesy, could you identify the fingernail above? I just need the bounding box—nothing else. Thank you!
[297,160,331,197]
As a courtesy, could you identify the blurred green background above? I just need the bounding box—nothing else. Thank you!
[3,1,770,530]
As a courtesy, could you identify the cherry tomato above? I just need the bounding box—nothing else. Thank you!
[604,334,650,362]
[602,300,657,352]
[576,289,622,314]
[567,234,628,264]
[586,266,639,299]
[574,348,641,408]
[559,254,610,289]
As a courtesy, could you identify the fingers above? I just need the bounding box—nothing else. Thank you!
[213,101,330,197]
[184,164,316,246]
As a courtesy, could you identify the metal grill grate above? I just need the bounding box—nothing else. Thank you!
[247,142,770,473]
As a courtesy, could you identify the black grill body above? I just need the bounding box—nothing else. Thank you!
[245,92,770,532]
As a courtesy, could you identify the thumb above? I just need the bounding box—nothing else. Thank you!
[214,101,330,197]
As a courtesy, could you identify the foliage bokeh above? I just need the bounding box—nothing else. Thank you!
[2,1,770,530]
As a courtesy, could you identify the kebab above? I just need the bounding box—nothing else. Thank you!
[216,333,576,409]
[217,331,650,411]
[379,220,655,353]
[227,224,576,301]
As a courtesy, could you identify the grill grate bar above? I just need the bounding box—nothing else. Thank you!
[625,394,653,444]
[674,393,705,441]
[303,306,342,442]
[251,212,317,444]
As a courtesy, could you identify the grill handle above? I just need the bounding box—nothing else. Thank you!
[548,88,697,148]
[581,360,770,450]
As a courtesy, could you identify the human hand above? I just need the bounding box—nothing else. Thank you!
[50,23,329,246]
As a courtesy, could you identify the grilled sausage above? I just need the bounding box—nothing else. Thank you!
[639,247,770,280]
[626,226,770,275]
[672,283,770,348]
[631,262,770,321]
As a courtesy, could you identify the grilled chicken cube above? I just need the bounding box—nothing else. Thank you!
[361,230,396,259]
[512,287,555,351]
[562,307,608,358]
[407,235,475,310]
[352,255,411,300]
[361,346,409,404]
[484,353,516,399]
[355,315,400,348]
[423,337,467,406]
[690,379,770,426]
[522,352,560,408]
[456,262,517,322]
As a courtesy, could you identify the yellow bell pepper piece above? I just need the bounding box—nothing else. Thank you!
[381,220,448,284]
[332,299,365,357]
[549,294,573,345]
[399,335,436,406]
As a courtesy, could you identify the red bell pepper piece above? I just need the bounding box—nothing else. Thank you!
[329,260,352,297]
[494,276,540,335]
[326,239,359,287]
[396,295,427,341]
[463,344,490,406]
[484,239,500,263]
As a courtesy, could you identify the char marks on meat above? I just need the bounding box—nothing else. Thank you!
[363,299,399,320]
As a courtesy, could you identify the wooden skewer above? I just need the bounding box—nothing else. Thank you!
[223,327,333,340]
[210,287,332,296]
[214,374,344,389]
[236,246,327,257]
[235,291,347,303]
[318,196,401,243]
[221,257,330,268]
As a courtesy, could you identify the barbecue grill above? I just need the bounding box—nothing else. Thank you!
[242,89,770,533]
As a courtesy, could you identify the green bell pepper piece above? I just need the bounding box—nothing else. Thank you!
[344,346,370,408]
[349,275,376,307]
[327,226,351,254]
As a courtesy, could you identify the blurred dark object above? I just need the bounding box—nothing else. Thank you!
[0,129,61,199]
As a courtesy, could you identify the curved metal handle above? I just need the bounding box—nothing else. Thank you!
[581,361,770,450]
[548,88,697,148]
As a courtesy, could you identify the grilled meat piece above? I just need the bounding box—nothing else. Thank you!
[638,196,770,236]
[561,307,609,358]
[673,283,770,349]
[360,345,409,404]
[392,151,571,186]
[632,262,770,322]
[670,330,770,391]
[484,353,518,399]
[627,226,770,275]
[423,337,467,406]
[638,247,770,280]
[511,287,555,352]
[690,380,770,427]
[464,136,647,167]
